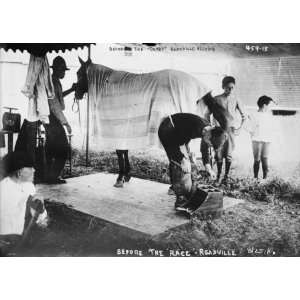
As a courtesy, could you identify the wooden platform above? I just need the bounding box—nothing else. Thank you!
[36,173,244,236]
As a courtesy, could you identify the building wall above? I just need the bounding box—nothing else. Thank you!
[230,56,300,109]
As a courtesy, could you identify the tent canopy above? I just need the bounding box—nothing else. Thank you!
[0,43,94,57]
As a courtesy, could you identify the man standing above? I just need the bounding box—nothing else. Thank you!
[45,56,76,184]
[205,76,246,184]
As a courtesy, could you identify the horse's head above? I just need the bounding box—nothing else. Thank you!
[75,56,92,100]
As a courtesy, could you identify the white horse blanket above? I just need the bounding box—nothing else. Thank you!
[87,63,209,150]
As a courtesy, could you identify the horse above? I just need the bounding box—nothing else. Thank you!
[75,57,131,187]
[74,57,216,188]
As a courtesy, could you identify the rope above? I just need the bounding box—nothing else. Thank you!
[72,97,81,127]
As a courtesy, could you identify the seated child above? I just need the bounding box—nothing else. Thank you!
[0,151,48,256]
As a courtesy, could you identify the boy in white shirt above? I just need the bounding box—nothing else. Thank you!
[250,95,275,180]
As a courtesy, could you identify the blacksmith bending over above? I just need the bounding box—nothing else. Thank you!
[202,76,246,184]
[158,97,229,209]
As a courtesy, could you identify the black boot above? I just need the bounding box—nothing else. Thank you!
[222,160,232,185]
[253,160,260,179]
[262,158,269,179]
[175,195,188,209]
[216,161,223,183]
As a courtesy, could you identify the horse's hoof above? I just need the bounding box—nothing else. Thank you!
[124,174,131,182]
[114,179,124,188]
[168,186,175,195]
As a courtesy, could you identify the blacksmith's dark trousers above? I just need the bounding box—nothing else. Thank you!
[158,117,188,185]
[158,117,186,164]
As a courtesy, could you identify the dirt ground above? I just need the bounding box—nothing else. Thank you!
[4,149,299,257]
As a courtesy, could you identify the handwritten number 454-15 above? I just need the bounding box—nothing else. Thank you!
[245,45,269,53]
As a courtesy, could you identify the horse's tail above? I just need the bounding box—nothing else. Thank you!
[201,92,229,131]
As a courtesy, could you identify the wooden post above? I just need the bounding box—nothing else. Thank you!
[7,132,13,153]
[86,44,91,167]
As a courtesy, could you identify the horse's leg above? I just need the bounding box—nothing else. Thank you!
[124,150,131,182]
[114,149,125,187]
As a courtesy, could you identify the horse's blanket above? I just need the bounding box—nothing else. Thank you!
[88,63,209,150]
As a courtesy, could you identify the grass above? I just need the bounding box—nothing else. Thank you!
[62,148,300,256]
[69,148,300,204]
